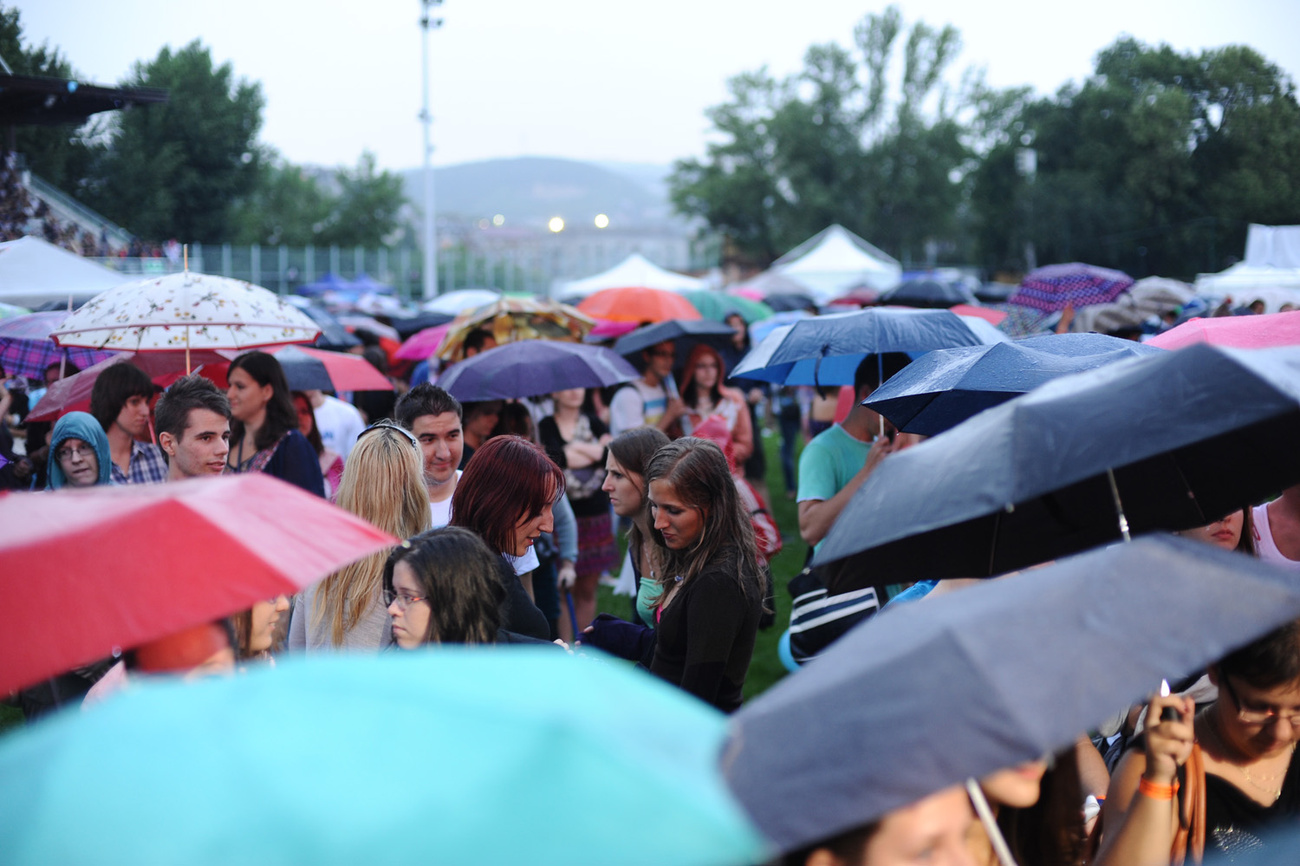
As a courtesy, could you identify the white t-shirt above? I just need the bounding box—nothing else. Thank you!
[504,547,539,575]
[1253,502,1300,571]
[429,470,462,528]
[312,395,365,460]
[609,379,668,435]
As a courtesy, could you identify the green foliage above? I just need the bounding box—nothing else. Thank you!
[317,151,408,248]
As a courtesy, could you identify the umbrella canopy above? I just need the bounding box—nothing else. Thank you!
[0,311,118,378]
[679,290,773,324]
[1067,276,1194,335]
[725,535,1300,854]
[388,310,454,340]
[395,323,453,361]
[436,339,639,401]
[257,346,392,392]
[731,307,993,386]
[748,310,812,345]
[294,272,356,298]
[283,299,363,350]
[761,292,817,313]
[577,286,702,324]
[334,314,400,343]
[51,272,320,354]
[420,288,503,315]
[865,333,1164,436]
[613,319,737,368]
[0,474,398,694]
[878,277,978,309]
[558,252,705,299]
[1009,262,1134,313]
[1148,310,1300,351]
[0,650,767,866]
[0,236,125,308]
[437,296,596,361]
[815,343,1300,588]
[25,352,230,423]
[348,272,394,295]
[949,304,1006,325]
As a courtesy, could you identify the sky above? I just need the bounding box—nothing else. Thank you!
[13,0,1300,173]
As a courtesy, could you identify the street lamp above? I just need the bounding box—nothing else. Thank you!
[420,0,444,299]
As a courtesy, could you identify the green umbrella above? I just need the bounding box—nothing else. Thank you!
[0,649,768,866]
[680,290,773,324]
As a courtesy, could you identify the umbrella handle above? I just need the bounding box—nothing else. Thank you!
[565,590,579,639]
[1105,468,1131,542]
[966,778,1020,866]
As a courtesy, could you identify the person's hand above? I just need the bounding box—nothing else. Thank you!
[747,387,764,405]
[574,624,595,646]
[12,457,32,480]
[894,432,925,452]
[664,394,687,422]
[857,433,895,478]
[557,561,576,589]
[552,638,573,653]
[1142,693,1195,785]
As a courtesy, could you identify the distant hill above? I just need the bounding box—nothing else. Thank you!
[400,156,681,230]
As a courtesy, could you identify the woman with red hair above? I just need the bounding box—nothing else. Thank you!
[676,344,753,471]
[451,435,564,641]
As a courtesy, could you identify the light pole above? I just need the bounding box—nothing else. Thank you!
[420,0,443,300]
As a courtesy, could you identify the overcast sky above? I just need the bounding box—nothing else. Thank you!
[14,0,1300,172]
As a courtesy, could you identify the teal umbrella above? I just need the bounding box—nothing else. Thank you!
[680,290,773,324]
[0,650,767,866]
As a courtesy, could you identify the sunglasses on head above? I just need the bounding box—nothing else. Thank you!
[359,419,419,448]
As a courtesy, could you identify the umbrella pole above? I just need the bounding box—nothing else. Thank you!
[965,778,1020,866]
[878,353,885,438]
[1105,468,1132,542]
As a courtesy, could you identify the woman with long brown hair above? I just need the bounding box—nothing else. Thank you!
[226,351,324,496]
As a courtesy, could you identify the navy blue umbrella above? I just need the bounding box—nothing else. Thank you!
[726,535,1300,854]
[294,272,355,298]
[865,333,1164,436]
[389,311,454,340]
[815,344,1300,589]
[878,277,977,309]
[437,339,639,401]
[613,319,736,372]
[731,307,993,386]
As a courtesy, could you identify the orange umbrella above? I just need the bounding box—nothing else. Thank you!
[577,287,702,324]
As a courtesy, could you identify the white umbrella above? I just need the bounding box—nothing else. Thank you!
[421,288,502,315]
[51,271,320,370]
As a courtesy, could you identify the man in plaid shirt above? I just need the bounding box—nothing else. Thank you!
[89,363,167,484]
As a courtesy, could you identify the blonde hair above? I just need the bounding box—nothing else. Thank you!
[313,427,432,645]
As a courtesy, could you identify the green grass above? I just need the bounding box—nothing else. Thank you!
[594,428,806,700]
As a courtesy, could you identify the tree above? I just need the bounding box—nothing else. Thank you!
[231,154,332,247]
[317,151,407,248]
[80,40,264,243]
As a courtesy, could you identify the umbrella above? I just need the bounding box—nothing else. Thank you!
[731,307,992,386]
[1008,262,1134,313]
[50,272,321,367]
[395,323,453,361]
[437,296,595,362]
[25,352,231,423]
[878,277,978,309]
[577,286,702,324]
[587,319,641,340]
[388,311,454,340]
[264,346,393,392]
[864,333,1164,436]
[679,290,773,324]
[0,312,118,379]
[1067,276,1194,335]
[725,535,1300,854]
[421,288,502,315]
[283,299,363,350]
[1148,310,1300,351]
[0,301,30,320]
[990,302,1054,338]
[613,319,737,369]
[0,474,398,695]
[825,287,881,308]
[0,650,767,866]
[814,343,1300,589]
[294,272,355,297]
[748,310,812,345]
[334,314,400,343]
[348,272,394,295]
[949,304,1006,325]
[436,339,639,401]
[761,292,817,313]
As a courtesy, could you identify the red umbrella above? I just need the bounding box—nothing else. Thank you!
[950,304,1008,325]
[577,287,701,323]
[270,345,392,391]
[26,352,230,423]
[0,474,399,694]
[1147,310,1300,350]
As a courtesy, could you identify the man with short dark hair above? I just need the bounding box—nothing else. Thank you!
[155,375,231,480]
[608,339,685,436]
[462,328,497,358]
[395,383,463,526]
[89,362,167,484]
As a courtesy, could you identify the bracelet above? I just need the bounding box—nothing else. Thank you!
[1138,776,1179,800]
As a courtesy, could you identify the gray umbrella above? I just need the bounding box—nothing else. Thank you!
[723,535,1300,854]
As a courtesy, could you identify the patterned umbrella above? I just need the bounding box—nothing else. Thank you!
[1008,262,1134,313]
[437,297,595,362]
[0,312,118,379]
[51,272,320,362]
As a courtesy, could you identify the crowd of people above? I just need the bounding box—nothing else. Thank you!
[4,296,1300,866]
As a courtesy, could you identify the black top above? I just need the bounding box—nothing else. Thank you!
[264,430,326,497]
[1202,746,1300,857]
[458,442,475,471]
[649,546,762,714]
[497,555,551,642]
[537,414,610,517]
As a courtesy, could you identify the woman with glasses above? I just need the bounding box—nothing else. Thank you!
[225,351,324,496]
[288,421,431,651]
[384,527,507,647]
[47,411,112,489]
[1097,620,1300,865]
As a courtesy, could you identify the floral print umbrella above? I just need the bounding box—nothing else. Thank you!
[51,272,320,357]
[437,297,595,362]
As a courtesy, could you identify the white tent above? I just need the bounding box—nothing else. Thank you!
[556,253,704,299]
[0,236,126,308]
[1196,224,1300,312]
[769,225,901,303]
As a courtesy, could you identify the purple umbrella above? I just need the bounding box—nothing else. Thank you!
[437,339,639,401]
[1009,262,1133,313]
[0,312,117,379]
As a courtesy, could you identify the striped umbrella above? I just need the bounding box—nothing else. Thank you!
[1009,263,1133,314]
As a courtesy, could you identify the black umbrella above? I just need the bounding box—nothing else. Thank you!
[815,343,1300,590]
[612,319,736,371]
[388,311,454,340]
[291,302,362,350]
[762,292,817,313]
[725,535,1300,854]
[878,278,977,309]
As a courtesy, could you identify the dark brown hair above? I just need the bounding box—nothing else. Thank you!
[383,527,505,645]
[228,351,297,452]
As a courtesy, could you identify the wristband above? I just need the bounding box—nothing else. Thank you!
[1138,776,1179,800]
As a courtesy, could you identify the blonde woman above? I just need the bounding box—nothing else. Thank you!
[287,421,432,651]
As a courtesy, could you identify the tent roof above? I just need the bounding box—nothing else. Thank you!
[0,73,167,126]
[1244,224,1300,269]
[0,236,125,307]
[770,225,902,300]
[557,253,704,299]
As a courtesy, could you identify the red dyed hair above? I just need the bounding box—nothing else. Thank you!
[451,435,565,555]
[680,343,727,408]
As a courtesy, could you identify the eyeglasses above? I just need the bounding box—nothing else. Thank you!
[382,588,428,609]
[359,419,419,448]
[1221,676,1300,727]
[55,444,94,462]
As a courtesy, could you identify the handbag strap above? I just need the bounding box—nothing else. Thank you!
[1171,742,1207,866]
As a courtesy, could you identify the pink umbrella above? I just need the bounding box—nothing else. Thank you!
[728,286,766,302]
[396,323,453,361]
[1147,310,1300,350]
[588,319,640,339]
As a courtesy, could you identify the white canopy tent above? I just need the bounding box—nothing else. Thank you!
[1196,224,1300,312]
[0,236,126,308]
[768,225,901,303]
[555,253,704,300]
